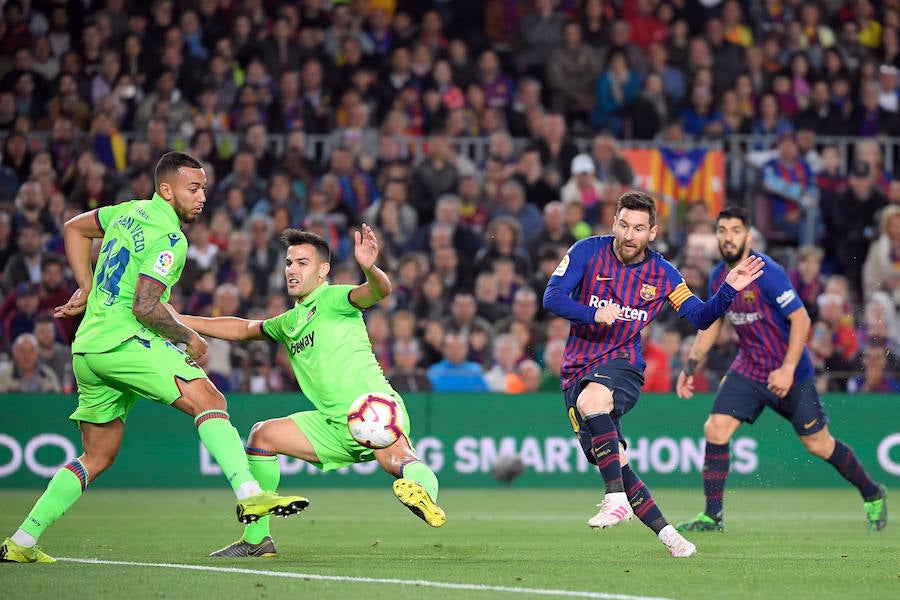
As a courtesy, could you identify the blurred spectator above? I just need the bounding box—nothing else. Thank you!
[474,215,533,280]
[495,287,547,359]
[824,161,888,298]
[474,270,511,323]
[592,49,642,137]
[855,139,893,197]
[408,134,460,225]
[444,289,494,337]
[848,342,900,393]
[788,245,826,321]
[590,133,635,187]
[533,112,578,187]
[483,333,524,392]
[630,72,672,140]
[2,281,40,347]
[427,331,489,392]
[387,338,433,393]
[817,291,859,363]
[528,202,576,265]
[2,222,47,293]
[641,324,671,392]
[493,179,543,242]
[560,154,604,225]
[808,318,853,392]
[761,130,819,246]
[518,0,564,78]
[505,358,542,393]
[539,337,565,391]
[33,314,73,391]
[863,205,900,308]
[217,150,267,209]
[546,21,602,122]
[0,332,61,393]
[412,270,450,322]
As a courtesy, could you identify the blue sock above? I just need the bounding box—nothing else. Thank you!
[703,441,730,518]
[622,464,667,534]
[826,440,879,499]
[584,413,623,493]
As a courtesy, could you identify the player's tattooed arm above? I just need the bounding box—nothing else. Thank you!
[132,276,206,356]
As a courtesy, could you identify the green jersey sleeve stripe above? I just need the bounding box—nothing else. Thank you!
[138,273,168,290]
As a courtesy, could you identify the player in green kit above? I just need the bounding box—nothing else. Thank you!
[0,152,307,564]
[173,225,445,558]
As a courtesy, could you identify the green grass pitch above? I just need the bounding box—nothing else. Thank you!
[1,487,897,599]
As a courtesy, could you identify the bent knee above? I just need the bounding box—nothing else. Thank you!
[802,437,834,459]
[247,421,273,448]
[576,385,614,416]
[703,416,737,444]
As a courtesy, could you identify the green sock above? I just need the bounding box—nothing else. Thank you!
[401,461,439,501]
[244,451,280,544]
[20,459,89,541]
[195,410,255,493]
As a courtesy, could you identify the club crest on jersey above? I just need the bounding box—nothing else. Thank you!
[306,306,317,322]
[743,290,755,303]
[640,283,657,301]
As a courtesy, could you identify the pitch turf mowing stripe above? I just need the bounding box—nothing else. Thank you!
[57,558,674,600]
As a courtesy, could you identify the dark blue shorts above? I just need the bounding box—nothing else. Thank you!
[563,359,644,463]
[712,370,829,436]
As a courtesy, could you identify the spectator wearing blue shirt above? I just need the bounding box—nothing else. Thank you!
[427,331,488,392]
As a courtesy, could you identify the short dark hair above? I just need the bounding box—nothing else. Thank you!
[281,228,331,263]
[616,190,657,227]
[154,151,203,189]
[716,205,752,227]
[41,254,65,271]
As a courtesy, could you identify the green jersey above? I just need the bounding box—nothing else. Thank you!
[262,282,395,421]
[72,194,187,354]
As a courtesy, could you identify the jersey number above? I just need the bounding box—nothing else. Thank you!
[96,237,131,306]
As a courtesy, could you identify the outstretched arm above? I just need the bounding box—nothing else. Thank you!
[175,310,268,342]
[349,223,392,309]
[54,211,104,318]
[679,256,764,329]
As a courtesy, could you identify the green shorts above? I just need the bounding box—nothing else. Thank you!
[290,398,411,472]
[71,331,207,425]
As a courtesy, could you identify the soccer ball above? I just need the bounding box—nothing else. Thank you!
[347,392,405,449]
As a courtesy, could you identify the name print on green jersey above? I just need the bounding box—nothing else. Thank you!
[290,331,315,355]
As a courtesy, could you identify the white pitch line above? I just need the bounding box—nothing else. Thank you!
[58,557,675,600]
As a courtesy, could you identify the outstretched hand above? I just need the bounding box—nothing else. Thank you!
[354,223,380,270]
[723,255,764,291]
[54,287,90,318]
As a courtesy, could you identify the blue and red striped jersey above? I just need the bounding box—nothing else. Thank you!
[544,235,714,390]
[709,251,814,384]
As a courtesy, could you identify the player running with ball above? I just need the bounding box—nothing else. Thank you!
[174,225,445,558]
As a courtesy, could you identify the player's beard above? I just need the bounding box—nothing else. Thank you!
[719,239,747,265]
[614,238,647,264]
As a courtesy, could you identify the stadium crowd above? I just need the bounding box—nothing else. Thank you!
[1,0,900,395]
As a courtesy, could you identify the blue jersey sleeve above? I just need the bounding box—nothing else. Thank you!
[678,280,738,329]
[757,258,805,317]
[542,240,598,325]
